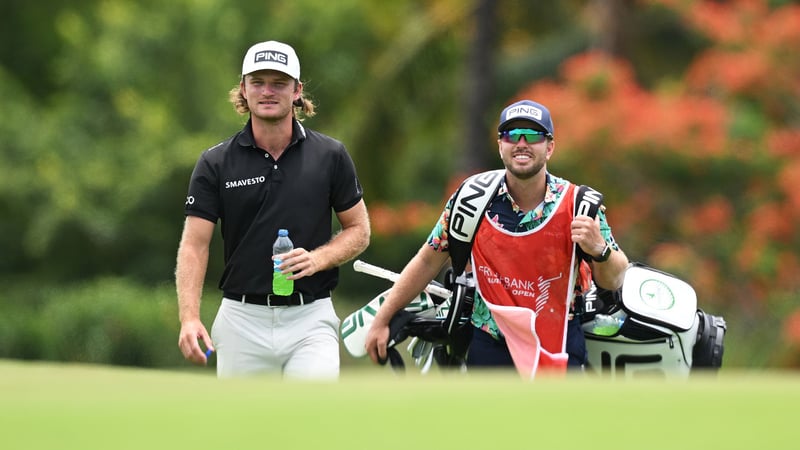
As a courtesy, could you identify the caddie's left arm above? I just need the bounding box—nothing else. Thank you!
[571,212,629,291]
[283,199,371,280]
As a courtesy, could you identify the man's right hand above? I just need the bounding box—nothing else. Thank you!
[362,244,450,365]
[364,319,390,365]
[178,319,214,365]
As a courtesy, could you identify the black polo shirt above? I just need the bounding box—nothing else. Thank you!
[184,118,363,296]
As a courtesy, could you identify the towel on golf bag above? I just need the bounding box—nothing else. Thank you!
[482,301,569,378]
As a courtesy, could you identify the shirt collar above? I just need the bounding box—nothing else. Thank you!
[497,172,560,212]
[236,117,307,149]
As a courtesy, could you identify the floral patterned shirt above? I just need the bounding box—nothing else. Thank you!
[426,172,618,340]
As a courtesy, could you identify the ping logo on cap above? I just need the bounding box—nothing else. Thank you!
[506,105,543,121]
[254,50,288,65]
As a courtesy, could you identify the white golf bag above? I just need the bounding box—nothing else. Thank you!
[581,262,726,378]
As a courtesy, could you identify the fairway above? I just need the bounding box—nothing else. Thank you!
[1,360,796,450]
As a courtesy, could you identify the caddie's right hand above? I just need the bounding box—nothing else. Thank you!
[178,319,215,365]
[365,319,390,365]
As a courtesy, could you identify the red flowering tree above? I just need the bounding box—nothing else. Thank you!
[512,0,800,367]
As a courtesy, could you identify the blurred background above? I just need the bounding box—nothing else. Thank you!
[1,0,798,372]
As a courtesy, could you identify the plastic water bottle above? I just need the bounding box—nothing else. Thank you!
[272,229,294,296]
[591,312,626,336]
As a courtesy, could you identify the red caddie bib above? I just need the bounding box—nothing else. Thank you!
[472,183,579,378]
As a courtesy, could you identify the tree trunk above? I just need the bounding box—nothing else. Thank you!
[588,0,631,57]
[461,0,497,174]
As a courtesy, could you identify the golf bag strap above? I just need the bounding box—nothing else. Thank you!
[387,310,416,349]
[447,170,504,277]
[381,310,416,367]
[574,184,604,262]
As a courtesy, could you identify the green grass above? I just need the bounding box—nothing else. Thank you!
[1,360,796,450]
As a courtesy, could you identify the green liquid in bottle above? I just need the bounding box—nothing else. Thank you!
[273,268,293,296]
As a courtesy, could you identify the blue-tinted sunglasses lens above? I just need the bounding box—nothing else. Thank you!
[501,129,547,144]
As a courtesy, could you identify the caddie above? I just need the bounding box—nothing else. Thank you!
[364,99,629,377]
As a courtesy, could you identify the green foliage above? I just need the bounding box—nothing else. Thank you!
[0,278,185,368]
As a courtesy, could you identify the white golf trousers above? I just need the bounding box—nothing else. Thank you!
[211,297,340,380]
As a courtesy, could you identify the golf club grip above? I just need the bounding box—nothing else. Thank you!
[352,260,452,299]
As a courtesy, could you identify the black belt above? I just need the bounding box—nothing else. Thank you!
[223,291,329,307]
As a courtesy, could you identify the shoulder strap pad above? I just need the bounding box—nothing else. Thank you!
[447,170,504,277]
[574,185,604,262]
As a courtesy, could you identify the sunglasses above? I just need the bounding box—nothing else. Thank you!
[498,128,551,144]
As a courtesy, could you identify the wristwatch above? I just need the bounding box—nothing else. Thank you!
[591,243,612,262]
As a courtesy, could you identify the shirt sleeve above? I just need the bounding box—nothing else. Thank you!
[184,151,220,223]
[330,144,364,213]
[426,192,457,252]
[597,209,621,250]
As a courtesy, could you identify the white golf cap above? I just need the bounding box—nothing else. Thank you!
[241,40,300,80]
